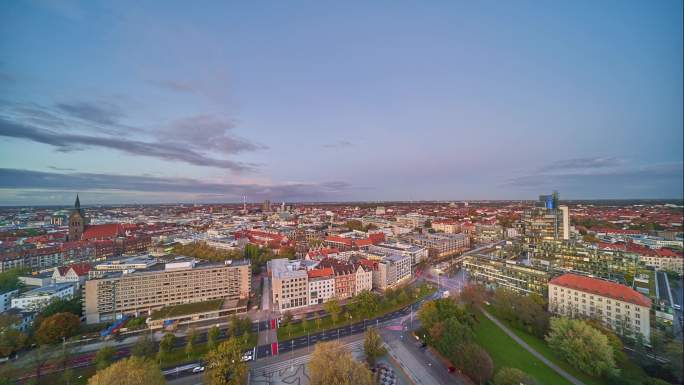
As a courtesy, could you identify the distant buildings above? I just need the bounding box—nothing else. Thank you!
[407,233,469,258]
[84,258,251,324]
[370,241,428,265]
[463,255,551,296]
[0,289,18,312]
[522,191,569,242]
[432,220,460,234]
[548,273,651,340]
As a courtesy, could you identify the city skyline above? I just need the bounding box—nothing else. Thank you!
[1,1,683,205]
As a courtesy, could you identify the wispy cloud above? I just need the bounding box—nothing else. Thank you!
[56,101,126,126]
[0,118,257,172]
[539,157,623,172]
[0,168,351,202]
[322,140,353,149]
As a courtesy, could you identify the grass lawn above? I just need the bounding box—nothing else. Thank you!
[473,311,575,385]
[485,306,649,385]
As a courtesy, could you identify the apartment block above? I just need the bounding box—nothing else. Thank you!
[307,267,335,305]
[370,241,428,265]
[84,258,251,324]
[463,255,551,296]
[548,273,651,340]
[407,233,469,258]
[270,258,309,312]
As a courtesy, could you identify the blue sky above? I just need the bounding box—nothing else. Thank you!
[1,0,682,204]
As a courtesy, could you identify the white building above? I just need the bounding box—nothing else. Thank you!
[370,241,428,266]
[0,289,18,312]
[269,258,309,312]
[354,264,373,295]
[307,267,335,305]
[373,254,412,290]
[11,283,75,311]
[548,273,651,340]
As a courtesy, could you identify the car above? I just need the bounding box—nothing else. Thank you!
[192,366,205,373]
[447,366,456,373]
[241,352,253,362]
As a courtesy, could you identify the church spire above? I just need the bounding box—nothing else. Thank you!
[75,194,81,209]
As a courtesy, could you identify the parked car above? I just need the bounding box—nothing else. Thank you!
[192,366,205,373]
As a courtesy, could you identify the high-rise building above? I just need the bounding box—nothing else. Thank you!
[522,191,565,242]
[559,205,570,240]
[262,200,271,213]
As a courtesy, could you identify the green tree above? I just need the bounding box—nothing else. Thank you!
[314,317,322,331]
[0,268,23,292]
[493,367,537,385]
[89,356,166,385]
[95,345,117,370]
[158,333,176,364]
[459,343,493,385]
[324,298,341,324]
[309,341,373,385]
[353,290,379,320]
[204,338,247,385]
[0,314,27,356]
[185,328,198,358]
[546,317,616,377]
[207,326,220,349]
[363,328,386,367]
[345,220,364,231]
[666,339,683,383]
[35,312,80,345]
[301,318,310,333]
[132,332,156,358]
[280,312,293,328]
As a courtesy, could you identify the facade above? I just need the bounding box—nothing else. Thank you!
[374,254,412,290]
[432,220,461,234]
[319,258,356,300]
[0,289,18,312]
[52,263,91,288]
[11,283,75,311]
[68,195,86,241]
[522,192,569,242]
[270,258,309,312]
[548,273,651,340]
[395,214,431,228]
[407,233,469,258]
[84,259,251,324]
[307,267,335,305]
[475,223,503,244]
[463,255,551,296]
[638,250,683,275]
[354,264,373,295]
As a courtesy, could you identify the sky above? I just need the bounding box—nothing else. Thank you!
[1,0,682,205]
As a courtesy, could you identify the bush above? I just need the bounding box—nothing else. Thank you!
[546,317,616,377]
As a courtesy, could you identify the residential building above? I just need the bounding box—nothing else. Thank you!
[84,258,251,324]
[367,254,412,291]
[548,273,651,340]
[463,255,551,296]
[432,220,460,234]
[319,258,356,299]
[638,249,683,274]
[269,258,309,312]
[307,267,335,305]
[0,289,18,312]
[52,262,91,288]
[407,233,469,258]
[11,283,75,311]
[354,264,373,295]
[370,241,428,265]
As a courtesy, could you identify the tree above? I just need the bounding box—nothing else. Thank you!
[158,333,176,364]
[280,312,293,328]
[132,332,156,358]
[315,317,322,331]
[459,284,486,310]
[493,367,537,385]
[35,312,80,345]
[186,328,199,358]
[27,345,50,383]
[95,345,117,370]
[301,318,310,333]
[0,314,27,357]
[204,338,247,385]
[665,340,683,383]
[324,298,341,324]
[363,328,386,367]
[309,341,373,385]
[89,356,165,385]
[0,268,23,292]
[345,220,364,231]
[459,343,493,385]
[207,326,220,349]
[353,290,379,320]
[546,317,616,377]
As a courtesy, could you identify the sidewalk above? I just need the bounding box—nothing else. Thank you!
[480,309,586,385]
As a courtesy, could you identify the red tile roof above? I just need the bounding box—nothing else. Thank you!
[57,262,92,277]
[82,224,125,240]
[550,273,651,308]
[307,267,334,279]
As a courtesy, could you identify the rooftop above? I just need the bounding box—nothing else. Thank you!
[550,273,651,308]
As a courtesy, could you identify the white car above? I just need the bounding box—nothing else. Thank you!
[241,352,253,362]
[192,366,205,373]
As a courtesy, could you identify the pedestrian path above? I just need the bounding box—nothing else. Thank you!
[481,309,585,385]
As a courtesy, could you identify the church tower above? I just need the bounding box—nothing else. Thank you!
[68,194,86,241]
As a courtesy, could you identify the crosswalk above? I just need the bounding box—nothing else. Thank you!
[252,339,365,375]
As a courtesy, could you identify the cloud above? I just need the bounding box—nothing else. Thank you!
[322,140,353,148]
[164,115,268,153]
[149,79,196,93]
[505,162,684,198]
[56,101,125,126]
[540,157,623,171]
[0,118,256,172]
[0,168,352,202]
[48,166,75,171]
